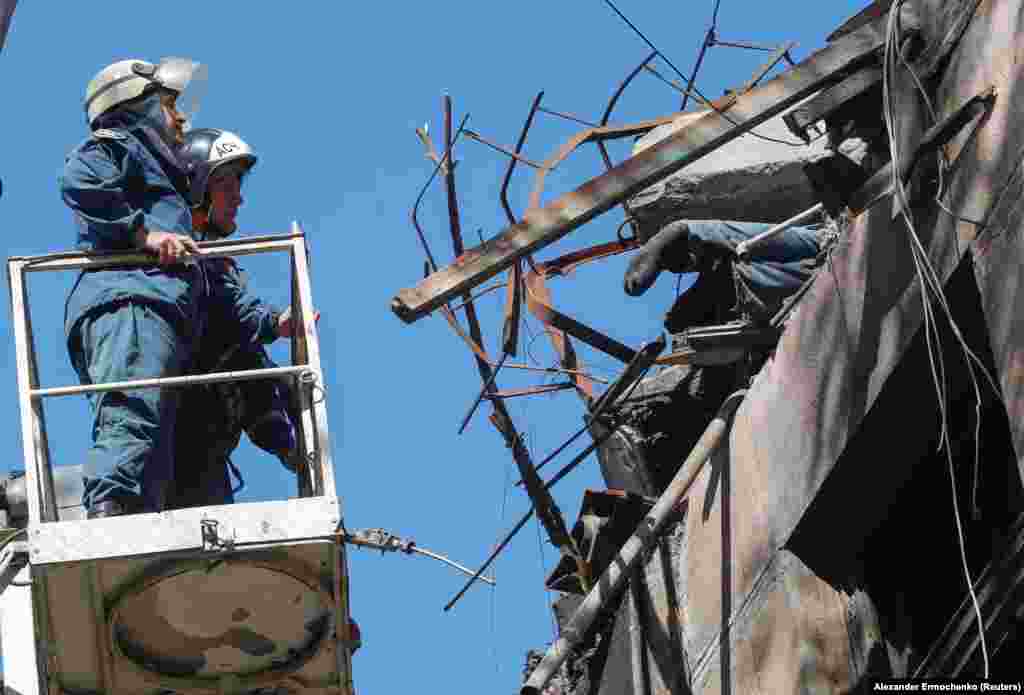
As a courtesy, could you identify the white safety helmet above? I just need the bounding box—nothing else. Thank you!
[178,128,258,209]
[84,57,207,128]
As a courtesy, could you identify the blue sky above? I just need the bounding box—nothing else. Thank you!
[1,1,867,690]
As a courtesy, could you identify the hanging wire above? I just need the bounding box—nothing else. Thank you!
[411,114,471,272]
[490,457,514,676]
[882,0,995,675]
[534,513,556,638]
[681,0,723,111]
[521,417,559,641]
[522,315,547,371]
[602,0,806,148]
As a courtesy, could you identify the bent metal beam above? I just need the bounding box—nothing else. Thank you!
[390,9,914,324]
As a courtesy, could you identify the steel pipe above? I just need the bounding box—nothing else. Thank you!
[734,203,823,259]
[521,390,747,695]
[17,238,299,273]
[32,365,314,399]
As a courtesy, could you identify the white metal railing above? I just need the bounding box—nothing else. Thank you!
[6,225,337,526]
[31,365,317,399]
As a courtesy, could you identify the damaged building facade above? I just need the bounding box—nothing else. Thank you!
[532,1,1024,691]
[391,0,1024,692]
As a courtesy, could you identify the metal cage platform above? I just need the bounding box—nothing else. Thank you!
[2,227,354,695]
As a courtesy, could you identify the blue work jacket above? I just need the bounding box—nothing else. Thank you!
[202,257,281,358]
[60,121,203,340]
[175,258,295,489]
[60,120,280,357]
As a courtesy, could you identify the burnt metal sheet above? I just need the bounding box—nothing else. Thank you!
[524,265,638,365]
[641,1,1009,690]
[523,238,641,397]
[545,489,654,595]
[690,550,860,693]
[525,115,686,213]
[973,186,1024,479]
[391,13,902,324]
[967,2,1024,482]
[940,0,1017,475]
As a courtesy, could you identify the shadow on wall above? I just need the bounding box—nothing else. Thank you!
[787,254,1024,677]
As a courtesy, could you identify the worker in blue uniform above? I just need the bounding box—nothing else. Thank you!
[167,128,302,509]
[607,218,824,492]
[624,218,822,329]
[60,59,299,518]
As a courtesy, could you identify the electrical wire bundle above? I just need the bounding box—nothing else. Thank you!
[882,0,997,675]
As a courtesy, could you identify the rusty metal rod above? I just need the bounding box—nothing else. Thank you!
[681,0,725,111]
[642,64,713,107]
[500,362,608,383]
[496,93,543,360]
[443,435,604,613]
[538,106,599,128]
[484,383,575,400]
[458,351,508,434]
[598,50,659,170]
[517,423,589,486]
[448,281,506,313]
[516,336,663,486]
[602,0,691,84]
[588,336,665,417]
[541,433,603,490]
[521,391,747,695]
[464,130,548,170]
[502,92,545,226]
[411,113,471,272]
[444,98,575,566]
[713,39,779,52]
[682,26,715,111]
[446,363,659,611]
[445,95,466,257]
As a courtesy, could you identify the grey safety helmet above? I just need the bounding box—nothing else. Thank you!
[84,57,207,129]
[178,128,257,237]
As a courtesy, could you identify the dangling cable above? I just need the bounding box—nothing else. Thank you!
[882,0,989,674]
[601,0,805,148]
[490,457,513,676]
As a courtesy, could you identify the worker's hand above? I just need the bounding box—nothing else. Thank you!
[624,252,663,297]
[276,307,321,338]
[139,229,200,266]
[623,221,692,296]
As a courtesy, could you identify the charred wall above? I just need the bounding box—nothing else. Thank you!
[522,0,1024,691]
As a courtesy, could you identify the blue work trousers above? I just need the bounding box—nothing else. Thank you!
[166,454,234,509]
[69,301,191,512]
